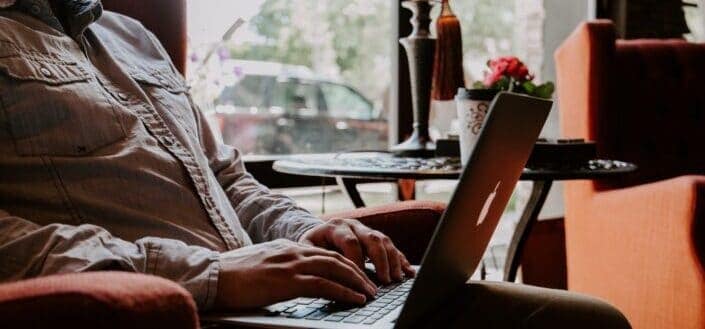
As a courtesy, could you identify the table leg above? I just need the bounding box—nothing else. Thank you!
[337,177,366,208]
[503,180,553,282]
[397,179,416,201]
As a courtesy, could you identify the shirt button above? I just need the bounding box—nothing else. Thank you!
[162,136,176,146]
[117,92,129,101]
[30,3,41,15]
[39,67,52,77]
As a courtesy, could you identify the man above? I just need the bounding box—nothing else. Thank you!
[0,1,630,327]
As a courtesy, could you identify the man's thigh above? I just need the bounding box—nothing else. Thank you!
[421,281,631,329]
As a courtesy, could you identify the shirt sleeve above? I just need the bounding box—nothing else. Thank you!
[0,210,221,310]
[142,28,322,243]
[190,100,322,244]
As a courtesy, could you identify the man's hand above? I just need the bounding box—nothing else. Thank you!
[299,218,415,284]
[215,239,377,310]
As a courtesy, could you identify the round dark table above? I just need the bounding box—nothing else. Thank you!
[273,152,636,283]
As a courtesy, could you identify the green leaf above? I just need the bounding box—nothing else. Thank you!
[533,82,555,99]
[522,81,536,94]
[472,81,486,89]
[494,76,511,91]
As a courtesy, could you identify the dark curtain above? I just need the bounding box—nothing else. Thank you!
[596,0,690,39]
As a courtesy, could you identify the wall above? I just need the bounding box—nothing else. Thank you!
[538,0,590,219]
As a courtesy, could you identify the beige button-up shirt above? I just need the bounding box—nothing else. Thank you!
[0,0,322,310]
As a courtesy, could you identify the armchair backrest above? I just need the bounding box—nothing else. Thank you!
[101,0,188,74]
[556,20,705,191]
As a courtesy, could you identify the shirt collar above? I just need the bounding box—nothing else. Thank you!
[4,0,102,37]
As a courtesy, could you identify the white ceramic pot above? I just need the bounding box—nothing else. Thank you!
[455,88,499,165]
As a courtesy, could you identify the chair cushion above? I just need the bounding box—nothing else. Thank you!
[597,40,705,189]
[0,272,199,329]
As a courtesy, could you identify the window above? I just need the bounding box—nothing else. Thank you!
[320,83,375,120]
[684,1,705,41]
[269,78,320,116]
[216,75,268,108]
[187,0,392,156]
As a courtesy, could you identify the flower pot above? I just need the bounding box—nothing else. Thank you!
[455,88,499,165]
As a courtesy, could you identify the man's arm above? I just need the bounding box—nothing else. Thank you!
[0,210,221,310]
[192,102,322,244]
[192,105,413,284]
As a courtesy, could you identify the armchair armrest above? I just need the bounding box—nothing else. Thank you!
[565,175,705,328]
[322,201,446,264]
[0,272,199,329]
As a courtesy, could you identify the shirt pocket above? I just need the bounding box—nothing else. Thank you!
[130,65,199,138]
[0,47,127,157]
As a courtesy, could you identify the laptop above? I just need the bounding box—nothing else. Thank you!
[204,92,552,329]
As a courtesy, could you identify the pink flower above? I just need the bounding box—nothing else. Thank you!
[483,56,533,87]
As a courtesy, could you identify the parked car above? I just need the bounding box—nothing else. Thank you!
[205,60,388,155]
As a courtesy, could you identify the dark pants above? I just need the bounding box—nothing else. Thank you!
[206,282,631,329]
[421,281,631,328]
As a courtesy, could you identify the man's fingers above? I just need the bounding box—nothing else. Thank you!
[358,230,391,284]
[297,275,367,305]
[299,244,376,290]
[401,254,416,277]
[385,242,404,281]
[331,226,365,269]
[296,255,376,297]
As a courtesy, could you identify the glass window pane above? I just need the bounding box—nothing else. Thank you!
[320,83,374,120]
[216,75,268,108]
[270,79,320,116]
[684,3,705,41]
[187,0,391,156]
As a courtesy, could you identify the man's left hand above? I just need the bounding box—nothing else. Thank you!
[299,218,415,285]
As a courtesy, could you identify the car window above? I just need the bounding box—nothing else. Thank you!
[216,75,270,108]
[270,79,320,116]
[320,83,373,120]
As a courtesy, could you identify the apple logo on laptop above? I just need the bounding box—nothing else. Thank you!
[477,181,501,226]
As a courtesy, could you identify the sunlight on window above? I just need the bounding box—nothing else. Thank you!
[187,0,391,156]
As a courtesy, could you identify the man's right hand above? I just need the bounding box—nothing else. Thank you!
[214,239,378,310]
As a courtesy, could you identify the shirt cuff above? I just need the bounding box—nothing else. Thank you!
[146,241,222,310]
[287,210,324,243]
[199,253,222,310]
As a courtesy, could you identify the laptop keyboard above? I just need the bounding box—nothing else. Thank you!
[267,278,414,325]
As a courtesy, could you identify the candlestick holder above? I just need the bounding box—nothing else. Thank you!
[391,0,437,158]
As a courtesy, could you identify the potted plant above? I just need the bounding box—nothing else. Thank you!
[455,56,553,164]
[472,56,554,99]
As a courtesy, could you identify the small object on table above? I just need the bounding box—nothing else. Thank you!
[435,138,460,157]
[455,88,499,165]
[432,0,465,101]
[391,0,437,158]
[527,138,596,168]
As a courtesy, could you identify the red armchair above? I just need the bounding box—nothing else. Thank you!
[0,272,199,329]
[556,20,705,329]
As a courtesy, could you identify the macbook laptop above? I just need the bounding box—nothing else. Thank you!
[204,92,552,329]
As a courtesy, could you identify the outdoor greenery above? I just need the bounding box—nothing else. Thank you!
[225,0,516,102]
[227,0,391,103]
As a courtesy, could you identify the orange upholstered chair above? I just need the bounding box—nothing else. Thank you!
[555,20,705,329]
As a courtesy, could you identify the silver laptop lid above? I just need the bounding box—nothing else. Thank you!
[395,92,552,328]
